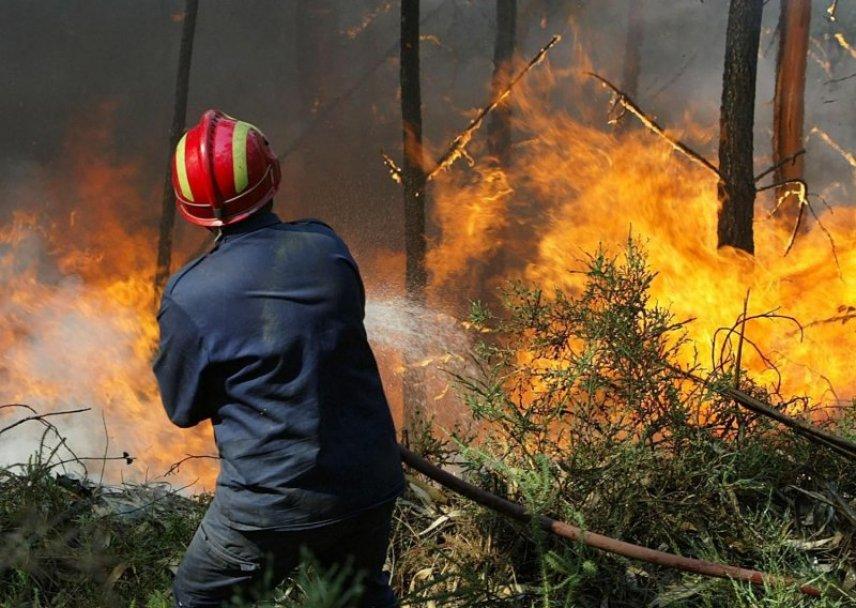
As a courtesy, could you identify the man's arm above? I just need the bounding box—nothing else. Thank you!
[153,297,213,428]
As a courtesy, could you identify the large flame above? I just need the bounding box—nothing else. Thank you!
[428,56,855,412]
[0,107,215,486]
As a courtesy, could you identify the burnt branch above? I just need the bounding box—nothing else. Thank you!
[754,148,805,182]
[426,35,560,180]
[667,364,856,461]
[586,71,721,178]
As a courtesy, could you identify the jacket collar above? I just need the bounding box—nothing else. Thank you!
[219,210,281,238]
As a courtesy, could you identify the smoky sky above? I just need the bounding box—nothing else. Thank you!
[0,1,853,279]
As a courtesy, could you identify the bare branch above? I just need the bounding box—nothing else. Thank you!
[833,32,856,60]
[0,407,91,437]
[825,71,856,84]
[733,289,751,388]
[806,196,843,277]
[379,35,561,185]
[586,72,721,178]
[667,364,856,461]
[754,149,805,182]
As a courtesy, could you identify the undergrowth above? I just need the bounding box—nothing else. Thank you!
[1,239,854,607]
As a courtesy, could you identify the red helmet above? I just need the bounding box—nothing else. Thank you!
[171,109,281,227]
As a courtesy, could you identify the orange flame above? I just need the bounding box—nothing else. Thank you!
[0,106,214,486]
[428,59,854,411]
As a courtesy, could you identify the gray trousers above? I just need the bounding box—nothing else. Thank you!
[173,499,398,607]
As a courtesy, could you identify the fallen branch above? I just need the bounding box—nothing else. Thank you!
[667,364,856,462]
[382,35,561,184]
[586,71,721,178]
[400,445,822,597]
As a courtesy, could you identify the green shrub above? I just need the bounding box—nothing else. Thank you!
[390,239,855,607]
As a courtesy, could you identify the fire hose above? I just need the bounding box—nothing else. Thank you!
[397,363,856,598]
[399,445,823,598]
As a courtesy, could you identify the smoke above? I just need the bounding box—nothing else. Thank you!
[0,227,149,476]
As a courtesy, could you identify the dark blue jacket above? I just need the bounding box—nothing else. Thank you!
[153,211,404,530]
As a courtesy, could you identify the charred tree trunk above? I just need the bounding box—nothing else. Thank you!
[773,0,811,222]
[154,0,199,305]
[621,0,644,99]
[400,0,427,432]
[717,0,763,254]
[488,0,517,166]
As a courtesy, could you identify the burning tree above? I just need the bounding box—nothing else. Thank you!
[716,0,764,254]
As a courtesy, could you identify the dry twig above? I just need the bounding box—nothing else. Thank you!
[754,148,805,183]
[811,126,856,170]
[163,453,220,477]
[0,406,91,437]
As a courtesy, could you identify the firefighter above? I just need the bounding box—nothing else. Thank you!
[153,110,404,608]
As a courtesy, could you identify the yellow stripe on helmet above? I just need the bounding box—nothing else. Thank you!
[175,133,194,202]
[232,121,253,194]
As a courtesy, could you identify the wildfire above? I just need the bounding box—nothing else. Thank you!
[0,40,853,493]
[0,113,215,486]
[427,58,855,412]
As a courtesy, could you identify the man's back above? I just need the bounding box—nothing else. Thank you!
[154,210,404,530]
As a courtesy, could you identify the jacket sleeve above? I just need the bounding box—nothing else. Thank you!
[152,297,213,428]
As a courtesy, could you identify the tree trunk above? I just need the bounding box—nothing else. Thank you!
[717,0,763,254]
[154,0,199,305]
[488,0,517,166]
[400,0,427,433]
[773,0,811,222]
[621,0,644,99]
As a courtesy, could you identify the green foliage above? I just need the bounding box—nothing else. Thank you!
[0,459,207,607]
[389,239,855,607]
